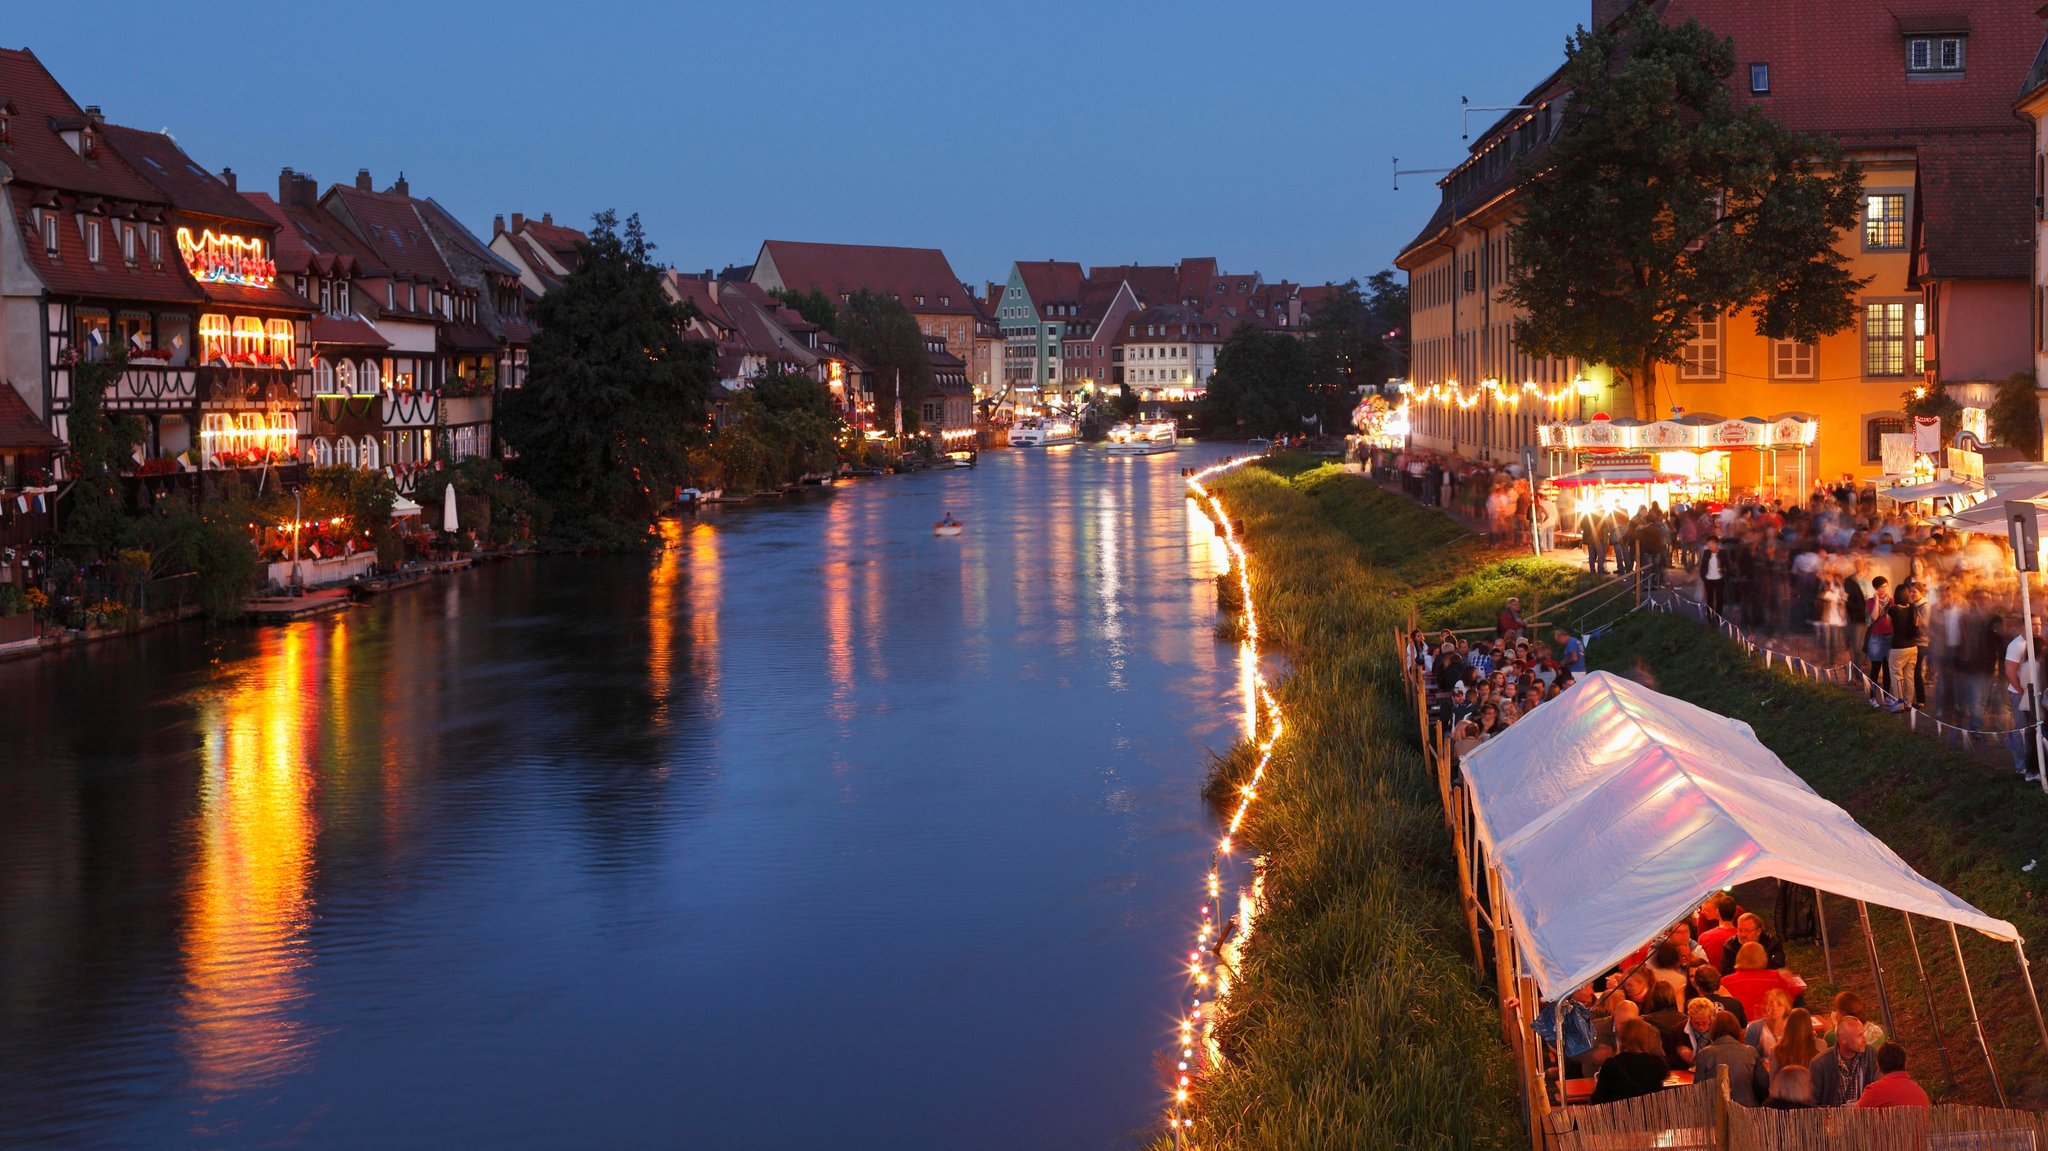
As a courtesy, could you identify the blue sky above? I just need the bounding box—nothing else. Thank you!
[15,0,1585,289]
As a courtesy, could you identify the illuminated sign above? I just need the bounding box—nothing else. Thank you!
[177,227,276,289]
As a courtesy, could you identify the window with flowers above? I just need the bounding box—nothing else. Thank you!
[157,314,191,366]
[199,313,229,362]
[265,318,293,365]
[231,316,265,361]
[76,309,111,363]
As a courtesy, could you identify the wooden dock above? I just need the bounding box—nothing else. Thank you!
[243,588,353,623]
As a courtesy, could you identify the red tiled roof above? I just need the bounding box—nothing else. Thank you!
[1015,260,1084,313]
[440,322,499,352]
[310,315,389,348]
[520,216,586,261]
[0,49,166,202]
[197,278,314,313]
[11,187,200,304]
[758,240,973,315]
[242,191,390,278]
[0,385,60,450]
[325,186,454,283]
[1917,136,2032,281]
[99,125,270,225]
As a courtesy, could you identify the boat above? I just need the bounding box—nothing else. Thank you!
[676,486,722,509]
[352,568,430,598]
[1104,420,1178,456]
[945,451,976,469]
[933,518,965,537]
[1010,417,1077,447]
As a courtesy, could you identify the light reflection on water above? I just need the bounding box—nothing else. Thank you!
[0,443,1245,1150]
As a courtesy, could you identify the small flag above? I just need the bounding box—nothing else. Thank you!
[86,327,103,348]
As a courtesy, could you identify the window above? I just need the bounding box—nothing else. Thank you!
[336,435,356,468]
[316,358,335,393]
[1864,302,1910,376]
[114,311,150,358]
[76,309,110,363]
[158,314,191,366]
[1679,312,1721,380]
[83,219,100,263]
[1771,339,1816,380]
[0,112,8,147]
[199,313,229,362]
[314,438,333,467]
[362,360,381,392]
[40,213,57,255]
[320,280,332,312]
[1907,35,1964,74]
[146,226,160,265]
[1865,194,1906,249]
[337,281,350,314]
[231,316,266,360]
[1866,416,1907,464]
[120,224,135,264]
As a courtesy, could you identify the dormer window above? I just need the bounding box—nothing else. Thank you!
[337,281,350,314]
[146,226,160,265]
[80,127,95,158]
[120,223,135,264]
[320,280,333,312]
[1907,34,1964,74]
[0,112,9,148]
[39,211,57,256]
[83,218,101,263]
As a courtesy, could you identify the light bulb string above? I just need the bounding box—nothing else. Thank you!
[1167,454,1286,1142]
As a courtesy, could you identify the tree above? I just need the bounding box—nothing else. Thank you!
[1198,327,1313,438]
[1305,272,1409,428]
[499,211,717,549]
[1990,372,2044,460]
[837,289,931,433]
[709,371,846,493]
[769,287,840,335]
[1502,8,1866,420]
[1901,384,1963,450]
[59,352,145,554]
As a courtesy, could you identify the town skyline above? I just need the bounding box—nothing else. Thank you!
[7,0,1584,286]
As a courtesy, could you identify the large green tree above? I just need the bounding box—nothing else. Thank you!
[768,287,840,334]
[709,371,846,493]
[1304,272,1409,427]
[836,289,931,433]
[59,352,145,553]
[1502,8,1866,419]
[1198,327,1313,438]
[499,211,716,548]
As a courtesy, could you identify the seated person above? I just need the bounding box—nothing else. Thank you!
[1689,965,1746,1027]
[1589,1018,1671,1104]
[1855,1042,1929,1109]
[1665,920,1710,967]
[1720,942,1802,1022]
[1717,913,1787,974]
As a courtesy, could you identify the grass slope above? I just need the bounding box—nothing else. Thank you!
[1179,463,1520,1150]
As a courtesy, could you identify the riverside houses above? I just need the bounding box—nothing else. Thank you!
[0,48,314,490]
[749,239,979,377]
[99,127,313,479]
[245,170,397,474]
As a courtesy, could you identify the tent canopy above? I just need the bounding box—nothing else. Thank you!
[1941,482,2048,535]
[1880,477,1982,502]
[1459,672,2016,999]
[390,496,423,519]
[1548,467,1685,488]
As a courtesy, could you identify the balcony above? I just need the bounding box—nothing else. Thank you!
[198,363,300,405]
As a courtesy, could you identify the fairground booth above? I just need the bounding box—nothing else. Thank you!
[1535,414,1818,521]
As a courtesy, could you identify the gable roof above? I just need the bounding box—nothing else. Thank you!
[0,48,164,202]
[417,197,521,278]
[757,240,973,314]
[0,384,61,450]
[1013,260,1084,313]
[242,191,390,279]
[9,186,201,304]
[98,125,269,225]
[324,185,455,283]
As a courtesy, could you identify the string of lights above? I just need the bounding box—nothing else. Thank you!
[1168,455,1287,1145]
[1398,378,1592,409]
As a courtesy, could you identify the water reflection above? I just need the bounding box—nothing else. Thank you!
[181,626,320,1095]
[650,518,685,727]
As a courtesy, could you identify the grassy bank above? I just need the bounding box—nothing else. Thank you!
[1589,611,2048,1106]
[1179,463,1520,1149]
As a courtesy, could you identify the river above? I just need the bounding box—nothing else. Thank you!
[0,443,1246,1150]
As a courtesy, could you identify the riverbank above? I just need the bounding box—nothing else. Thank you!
[1174,459,1520,1148]
[1303,457,2048,1109]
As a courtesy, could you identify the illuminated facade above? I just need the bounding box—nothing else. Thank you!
[1394,0,2039,485]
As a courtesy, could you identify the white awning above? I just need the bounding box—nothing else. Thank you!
[1458,671,2016,999]
[390,496,423,519]
[1941,482,2048,534]
[1880,477,1982,501]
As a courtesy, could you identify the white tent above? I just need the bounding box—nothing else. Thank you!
[1459,671,2017,999]
[1943,481,2048,535]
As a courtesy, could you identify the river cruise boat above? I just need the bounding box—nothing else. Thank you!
[1104,420,1178,455]
[1010,417,1077,447]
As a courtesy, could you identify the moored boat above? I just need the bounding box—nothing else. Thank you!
[1104,420,1178,455]
[1010,417,1077,447]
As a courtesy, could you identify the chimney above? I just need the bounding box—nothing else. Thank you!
[493,213,505,236]
[541,212,552,226]
[1592,0,1632,28]
[219,167,236,191]
[391,172,409,197]
[83,104,103,125]
[511,212,525,233]
[355,168,373,191]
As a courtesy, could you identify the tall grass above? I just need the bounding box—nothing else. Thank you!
[1170,465,1520,1149]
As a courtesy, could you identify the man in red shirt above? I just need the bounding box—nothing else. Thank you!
[1697,894,1739,968]
[1856,1044,1930,1108]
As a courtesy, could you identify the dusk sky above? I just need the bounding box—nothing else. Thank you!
[15,0,1584,289]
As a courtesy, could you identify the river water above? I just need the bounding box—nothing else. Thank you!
[0,443,1246,1150]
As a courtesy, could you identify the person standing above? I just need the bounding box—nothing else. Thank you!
[1886,583,1927,712]
[1700,536,1727,618]
[1865,577,1894,706]
[2005,614,2044,781]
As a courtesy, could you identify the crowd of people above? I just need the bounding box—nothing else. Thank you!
[1536,893,1930,1111]
[1408,605,1590,757]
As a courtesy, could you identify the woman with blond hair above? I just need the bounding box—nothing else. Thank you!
[1743,987,1794,1068]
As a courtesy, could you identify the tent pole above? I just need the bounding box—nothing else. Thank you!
[1949,922,2006,1108]
[1553,998,1567,1119]
[2014,941,2048,1060]
[1815,890,1834,985]
[1900,912,1955,1086]
[1855,900,1897,1039]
